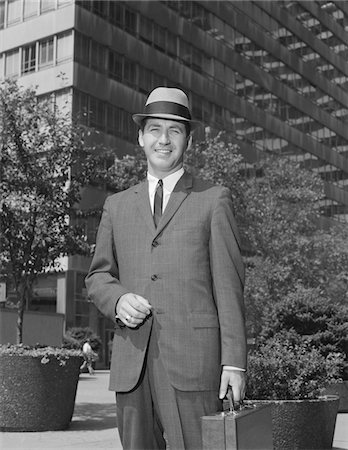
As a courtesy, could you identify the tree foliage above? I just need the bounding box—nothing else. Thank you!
[241,157,348,340]
[0,79,106,343]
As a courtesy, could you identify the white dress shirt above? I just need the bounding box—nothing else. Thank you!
[147,168,185,214]
[147,168,244,373]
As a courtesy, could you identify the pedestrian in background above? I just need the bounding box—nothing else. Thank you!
[85,87,247,449]
[80,339,94,375]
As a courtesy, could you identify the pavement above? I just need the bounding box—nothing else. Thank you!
[0,370,347,450]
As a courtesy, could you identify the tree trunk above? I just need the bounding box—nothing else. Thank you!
[16,295,25,345]
[16,283,30,345]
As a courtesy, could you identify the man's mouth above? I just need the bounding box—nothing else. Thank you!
[155,148,172,154]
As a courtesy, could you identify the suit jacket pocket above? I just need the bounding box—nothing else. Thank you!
[190,312,219,328]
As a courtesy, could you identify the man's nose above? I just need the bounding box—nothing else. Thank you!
[158,130,170,144]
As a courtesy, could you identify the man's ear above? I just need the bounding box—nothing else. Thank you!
[186,134,193,150]
[138,130,144,147]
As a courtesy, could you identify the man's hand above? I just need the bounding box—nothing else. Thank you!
[219,368,246,404]
[116,293,152,328]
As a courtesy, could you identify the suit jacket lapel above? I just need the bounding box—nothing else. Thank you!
[155,171,193,236]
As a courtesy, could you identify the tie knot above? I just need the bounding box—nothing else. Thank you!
[157,179,163,188]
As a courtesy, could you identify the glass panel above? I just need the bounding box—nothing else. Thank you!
[91,41,105,72]
[0,1,4,29]
[108,50,122,81]
[139,15,152,44]
[58,0,72,7]
[153,23,166,50]
[109,1,122,26]
[124,59,136,86]
[24,0,39,18]
[75,32,90,65]
[7,0,21,25]
[0,53,4,78]
[125,6,136,34]
[39,37,54,68]
[21,44,36,74]
[57,31,73,62]
[40,0,55,13]
[5,49,19,77]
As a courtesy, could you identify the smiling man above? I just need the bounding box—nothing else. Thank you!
[85,87,247,450]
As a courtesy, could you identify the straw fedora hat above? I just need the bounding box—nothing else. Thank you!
[132,87,201,130]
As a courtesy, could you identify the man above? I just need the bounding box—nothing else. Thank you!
[85,87,247,450]
[80,339,94,375]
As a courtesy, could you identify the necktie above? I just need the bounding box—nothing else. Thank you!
[153,179,163,227]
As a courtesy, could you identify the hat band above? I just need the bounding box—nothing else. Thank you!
[144,101,191,120]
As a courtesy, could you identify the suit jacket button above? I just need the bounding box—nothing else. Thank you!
[152,240,159,247]
[151,274,158,281]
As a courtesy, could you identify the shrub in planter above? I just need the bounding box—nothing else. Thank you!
[0,344,83,431]
[63,326,102,352]
[246,331,344,449]
[260,285,348,373]
[246,331,344,400]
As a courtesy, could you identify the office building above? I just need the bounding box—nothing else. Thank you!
[1,0,348,365]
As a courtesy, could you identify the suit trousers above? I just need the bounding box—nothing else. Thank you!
[116,320,221,450]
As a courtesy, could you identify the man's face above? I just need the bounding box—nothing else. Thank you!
[138,118,190,178]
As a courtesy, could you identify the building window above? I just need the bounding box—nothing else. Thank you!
[108,50,122,81]
[24,0,39,19]
[89,96,105,130]
[167,30,177,57]
[75,32,90,66]
[22,43,36,74]
[5,49,19,77]
[153,23,166,51]
[0,0,6,29]
[40,0,55,13]
[39,37,54,68]
[180,40,192,66]
[109,1,122,26]
[73,90,89,125]
[139,15,153,44]
[55,88,72,113]
[0,53,4,77]
[57,31,73,63]
[7,0,21,25]
[58,0,72,6]
[107,104,125,136]
[138,66,153,94]
[91,40,106,73]
[92,0,108,18]
[124,58,137,87]
[124,6,137,34]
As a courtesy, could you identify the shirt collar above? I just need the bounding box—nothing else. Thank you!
[147,168,185,194]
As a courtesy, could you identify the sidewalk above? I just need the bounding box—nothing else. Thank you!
[1,370,348,449]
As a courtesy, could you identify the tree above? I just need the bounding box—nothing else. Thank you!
[241,156,348,362]
[0,79,107,344]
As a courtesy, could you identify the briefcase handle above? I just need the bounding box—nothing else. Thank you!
[226,387,243,414]
[225,388,258,416]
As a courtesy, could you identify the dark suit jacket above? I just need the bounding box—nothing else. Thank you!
[85,172,246,392]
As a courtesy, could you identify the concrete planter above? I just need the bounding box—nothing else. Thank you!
[252,395,340,449]
[0,354,82,431]
[324,381,348,412]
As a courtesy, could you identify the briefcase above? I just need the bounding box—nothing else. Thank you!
[201,400,273,450]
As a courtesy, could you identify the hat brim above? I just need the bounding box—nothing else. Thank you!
[132,113,201,130]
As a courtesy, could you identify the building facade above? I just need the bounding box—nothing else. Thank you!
[1,0,348,366]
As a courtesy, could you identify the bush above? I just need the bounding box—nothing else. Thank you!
[259,285,348,377]
[0,344,82,366]
[246,331,344,400]
[63,327,101,352]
